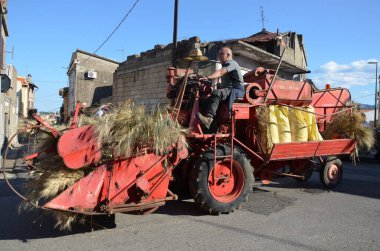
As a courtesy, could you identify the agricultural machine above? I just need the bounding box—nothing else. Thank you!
[2,62,356,228]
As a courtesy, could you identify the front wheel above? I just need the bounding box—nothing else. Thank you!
[189,145,253,214]
[319,156,343,188]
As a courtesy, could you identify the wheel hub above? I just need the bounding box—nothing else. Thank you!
[327,164,339,181]
[208,161,245,203]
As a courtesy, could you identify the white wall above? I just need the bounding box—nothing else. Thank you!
[0,93,2,169]
[0,94,3,149]
[363,110,374,123]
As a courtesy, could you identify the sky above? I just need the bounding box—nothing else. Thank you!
[6,0,380,112]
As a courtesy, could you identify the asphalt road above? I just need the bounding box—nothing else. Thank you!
[1,153,380,251]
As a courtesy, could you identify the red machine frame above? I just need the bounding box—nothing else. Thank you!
[1,66,357,229]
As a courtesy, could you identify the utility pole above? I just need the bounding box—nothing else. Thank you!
[375,65,378,128]
[0,1,3,70]
[0,0,3,170]
[378,75,380,128]
[172,0,178,67]
[368,61,378,127]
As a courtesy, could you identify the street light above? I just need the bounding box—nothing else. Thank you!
[368,61,378,127]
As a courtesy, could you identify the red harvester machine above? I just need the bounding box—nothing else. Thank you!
[2,66,356,227]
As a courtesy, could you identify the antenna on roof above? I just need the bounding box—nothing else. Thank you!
[260,6,266,31]
[5,46,14,60]
[115,47,125,61]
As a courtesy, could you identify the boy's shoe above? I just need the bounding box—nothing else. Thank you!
[197,112,213,129]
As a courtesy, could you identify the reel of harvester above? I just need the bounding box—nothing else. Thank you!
[2,103,188,231]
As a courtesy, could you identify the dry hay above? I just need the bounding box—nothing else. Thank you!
[51,124,67,132]
[77,114,98,127]
[256,106,273,154]
[95,102,188,157]
[19,155,86,231]
[77,104,116,127]
[23,128,56,153]
[49,210,86,231]
[18,117,36,130]
[322,109,375,161]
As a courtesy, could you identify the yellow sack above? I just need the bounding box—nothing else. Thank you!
[257,105,278,153]
[275,106,291,143]
[269,105,279,145]
[304,106,323,141]
[289,108,308,142]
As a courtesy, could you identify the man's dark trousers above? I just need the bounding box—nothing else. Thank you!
[205,87,244,117]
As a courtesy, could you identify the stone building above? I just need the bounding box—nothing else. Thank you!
[58,87,69,123]
[203,29,308,80]
[1,66,18,151]
[112,29,308,108]
[66,49,119,115]
[17,75,36,118]
[5,65,18,138]
[0,0,21,153]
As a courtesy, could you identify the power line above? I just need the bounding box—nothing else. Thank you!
[81,0,141,65]
[354,93,375,100]
[34,80,66,84]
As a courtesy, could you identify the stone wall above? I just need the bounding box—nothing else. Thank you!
[113,56,171,107]
[7,65,18,138]
[0,65,18,151]
[113,38,199,108]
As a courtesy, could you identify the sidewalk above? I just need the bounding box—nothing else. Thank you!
[1,145,29,180]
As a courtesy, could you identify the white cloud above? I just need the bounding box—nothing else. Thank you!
[312,59,379,89]
[319,61,350,72]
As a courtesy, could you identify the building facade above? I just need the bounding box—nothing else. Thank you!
[17,75,36,118]
[5,65,18,139]
[58,87,69,122]
[0,0,11,155]
[203,29,308,80]
[66,49,119,115]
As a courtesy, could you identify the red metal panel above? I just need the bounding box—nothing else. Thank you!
[269,139,355,160]
[44,165,107,213]
[232,104,251,120]
[244,74,313,106]
[267,79,313,106]
[107,154,168,207]
[311,88,352,126]
[32,114,61,138]
[311,89,351,108]
[57,125,102,169]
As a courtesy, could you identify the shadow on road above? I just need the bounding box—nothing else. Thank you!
[0,179,110,241]
[1,155,379,241]
[264,165,380,200]
[156,199,205,216]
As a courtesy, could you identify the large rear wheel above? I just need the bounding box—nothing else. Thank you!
[189,145,253,214]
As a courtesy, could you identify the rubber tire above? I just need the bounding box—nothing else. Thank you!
[319,156,343,189]
[189,145,253,214]
[169,159,191,197]
[375,146,380,162]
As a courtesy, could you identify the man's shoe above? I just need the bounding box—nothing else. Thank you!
[197,112,213,129]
